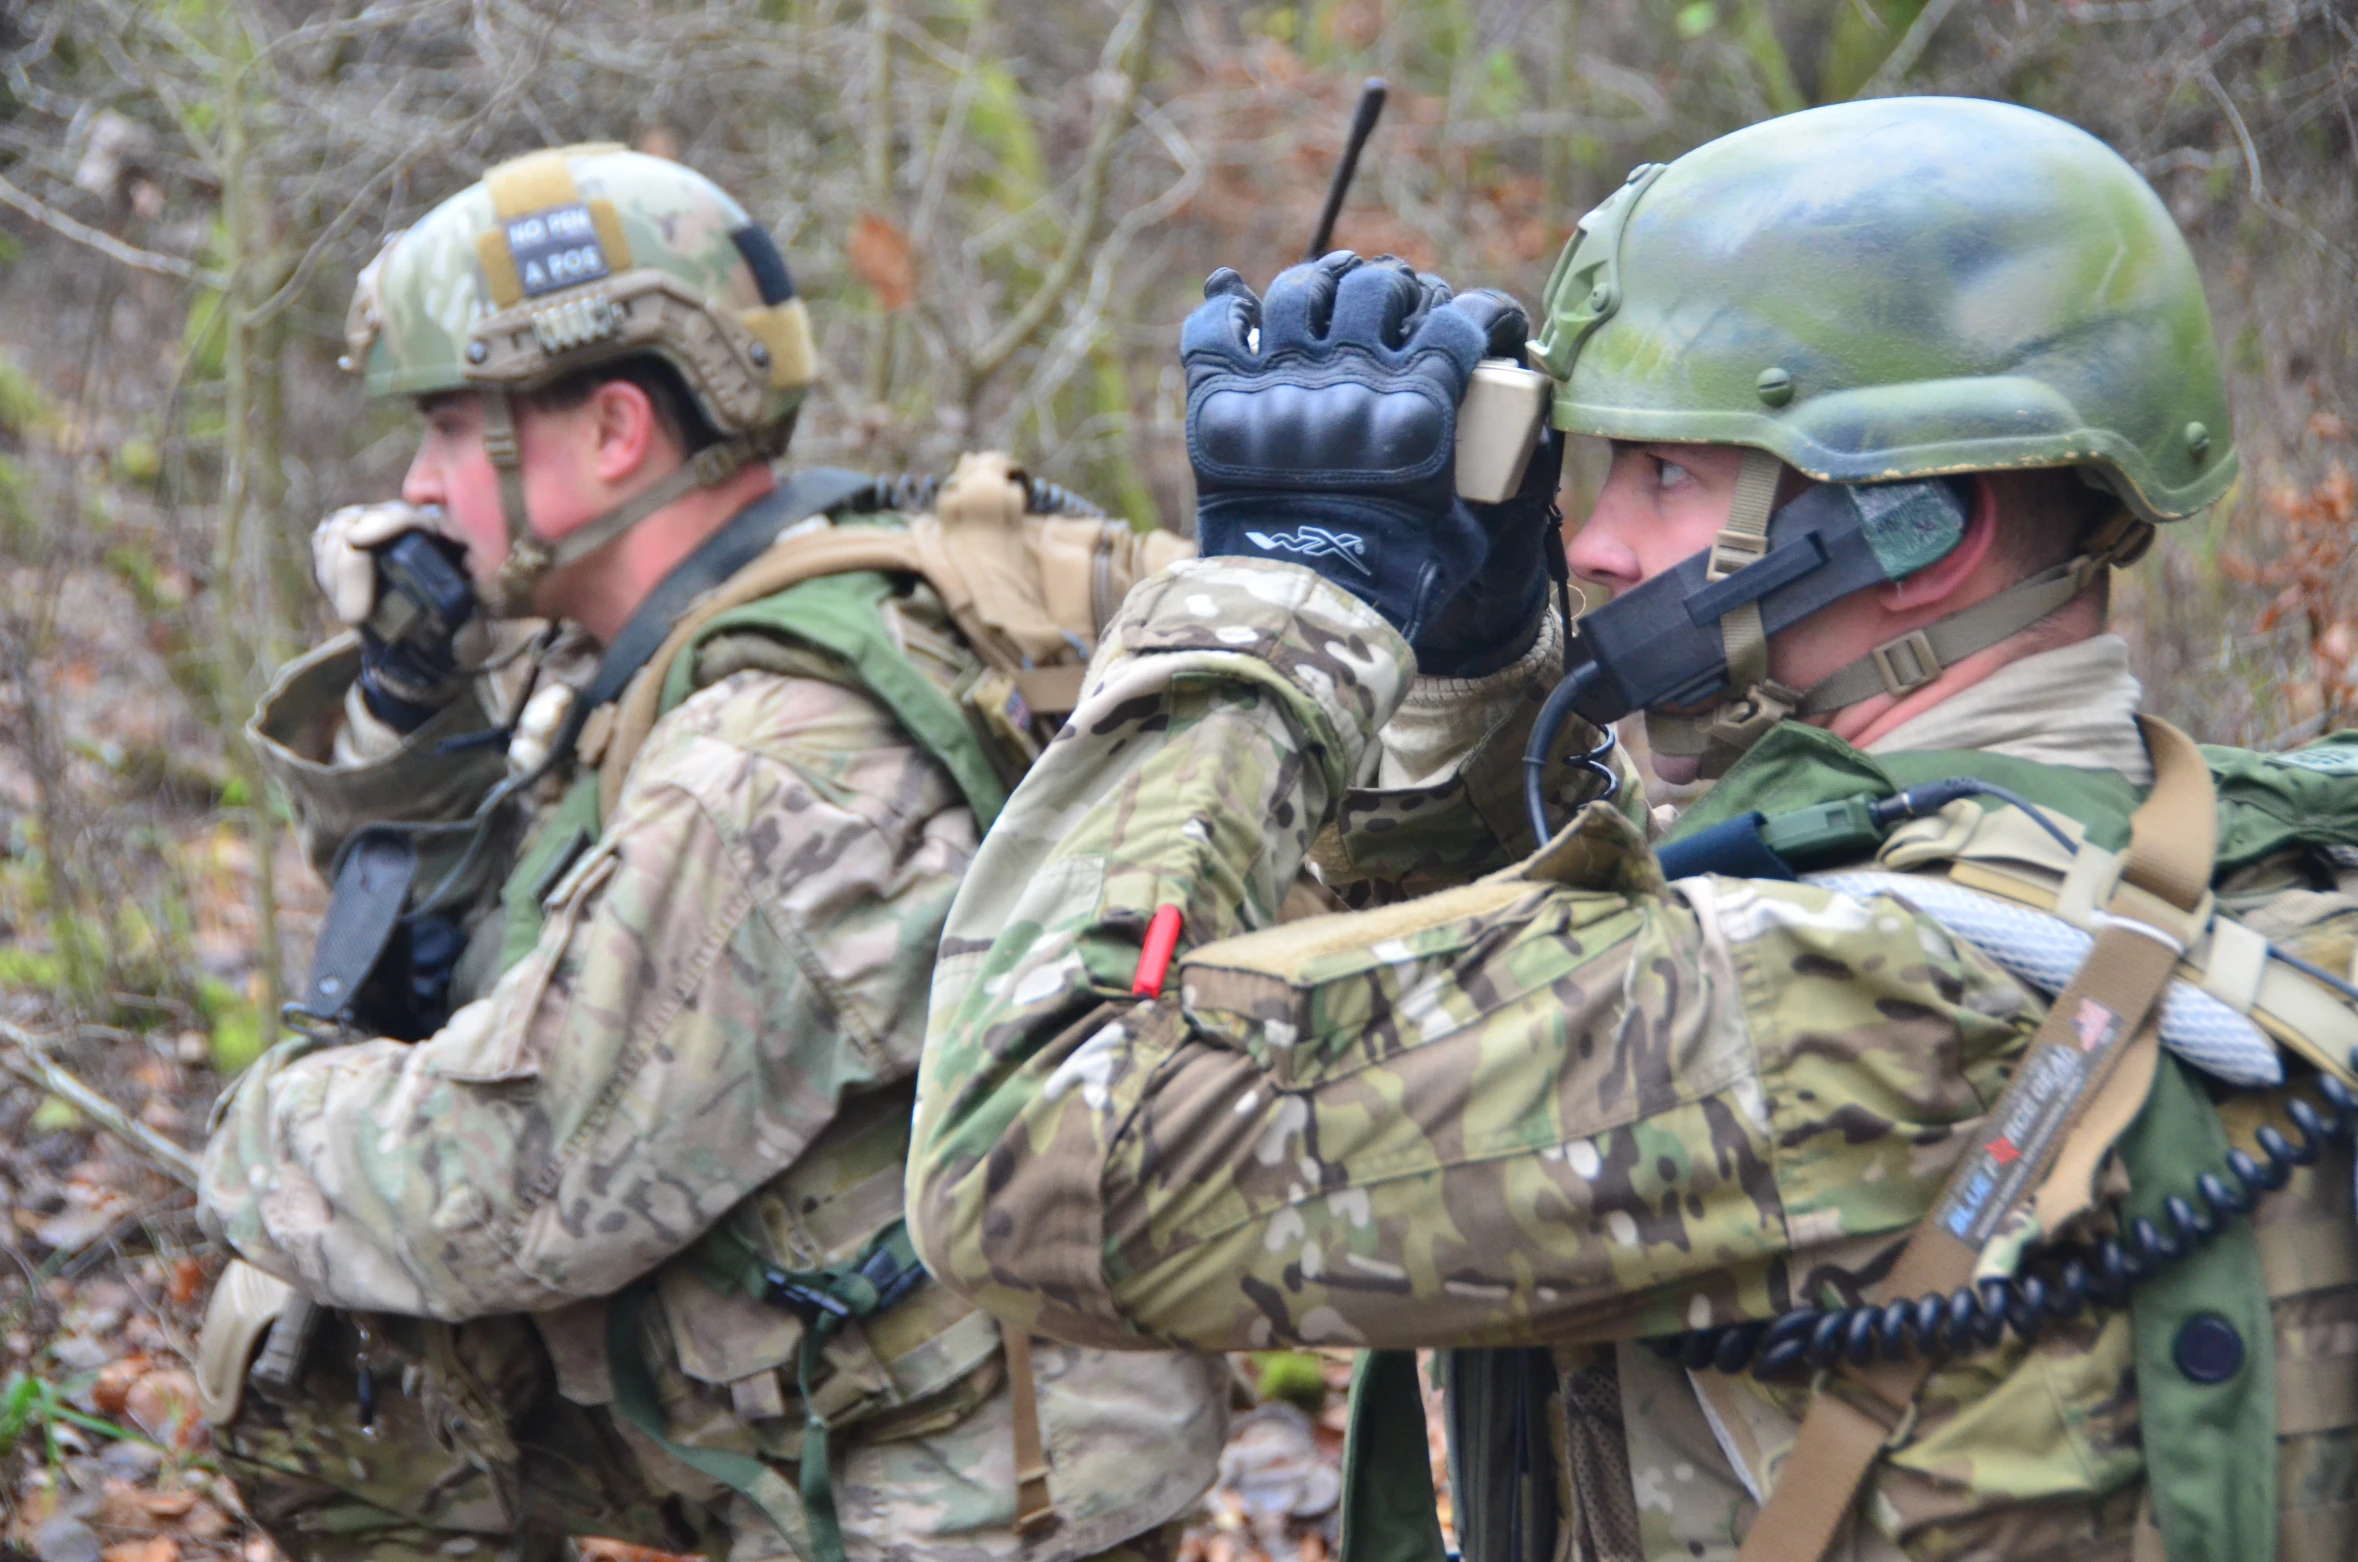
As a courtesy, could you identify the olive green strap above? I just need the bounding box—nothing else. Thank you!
[1337,1350,1448,1562]
[2119,1055,2277,1562]
[606,1282,819,1562]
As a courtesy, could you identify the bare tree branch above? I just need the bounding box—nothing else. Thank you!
[962,0,1164,394]
[0,170,226,286]
[0,1021,202,1190]
[1858,0,1964,97]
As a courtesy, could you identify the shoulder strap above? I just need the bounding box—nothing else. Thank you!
[1737,716,2218,1562]
[654,569,1012,829]
[1337,1349,1450,1562]
[594,528,936,820]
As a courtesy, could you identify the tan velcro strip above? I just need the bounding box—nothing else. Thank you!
[475,228,524,310]
[586,196,633,272]
[484,149,582,219]
[740,300,818,389]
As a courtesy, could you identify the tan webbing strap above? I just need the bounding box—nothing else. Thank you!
[1643,450,1797,778]
[480,392,546,615]
[1796,556,2102,714]
[1001,1324,1057,1535]
[2033,1025,2161,1234]
[1710,449,1785,696]
[1736,719,2217,1562]
[545,439,761,577]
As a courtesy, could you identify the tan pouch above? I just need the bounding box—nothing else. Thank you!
[196,1260,297,1426]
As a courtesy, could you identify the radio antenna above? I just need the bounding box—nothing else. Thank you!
[1306,78,1388,260]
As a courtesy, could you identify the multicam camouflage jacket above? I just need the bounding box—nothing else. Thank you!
[908,557,2358,1562]
[199,520,1228,1562]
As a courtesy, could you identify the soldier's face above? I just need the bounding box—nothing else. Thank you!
[1569,442,1820,783]
[1564,442,1751,592]
[401,391,605,595]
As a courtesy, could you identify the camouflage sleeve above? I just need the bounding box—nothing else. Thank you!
[1317,609,1654,906]
[249,634,515,880]
[908,557,2041,1353]
[203,669,977,1319]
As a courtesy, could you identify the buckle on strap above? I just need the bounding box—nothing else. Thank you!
[1706,527,1769,582]
[1869,630,1942,697]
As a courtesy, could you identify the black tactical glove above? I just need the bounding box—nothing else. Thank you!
[313,503,479,733]
[1182,251,1562,676]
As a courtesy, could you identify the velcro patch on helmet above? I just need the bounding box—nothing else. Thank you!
[506,203,609,297]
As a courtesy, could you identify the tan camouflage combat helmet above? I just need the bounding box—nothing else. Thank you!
[343,144,818,613]
[1528,96,2236,773]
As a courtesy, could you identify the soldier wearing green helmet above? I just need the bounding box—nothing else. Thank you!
[906,96,2358,1562]
[191,145,1225,1562]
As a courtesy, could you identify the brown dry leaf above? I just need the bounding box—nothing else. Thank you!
[124,1368,201,1451]
[98,1481,158,1532]
[101,1538,178,1562]
[166,1261,206,1309]
[175,1503,229,1543]
[574,1541,706,1562]
[847,213,916,313]
[91,1354,151,1415]
[10,1481,59,1543]
[2310,411,2349,442]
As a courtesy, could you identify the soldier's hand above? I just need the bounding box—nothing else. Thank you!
[311,502,477,733]
[1182,253,1554,674]
[311,502,446,627]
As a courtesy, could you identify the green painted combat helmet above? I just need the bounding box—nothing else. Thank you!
[1530,96,2235,524]
[1529,97,2235,775]
[342,144,817,611]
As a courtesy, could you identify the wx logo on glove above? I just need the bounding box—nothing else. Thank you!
[1243,526,1373,576]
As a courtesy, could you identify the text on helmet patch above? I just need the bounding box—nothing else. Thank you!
[507,203,608,297]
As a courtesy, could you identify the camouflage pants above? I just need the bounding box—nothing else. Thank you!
[214,1310,1187,1562]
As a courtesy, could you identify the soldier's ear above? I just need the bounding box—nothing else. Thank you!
[584,377,666,486]
[1881,473,1999,611]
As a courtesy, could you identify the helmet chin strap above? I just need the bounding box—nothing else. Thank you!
[1643,456,2150,781]
[474,388,771,618]
[1642,449,1795,778]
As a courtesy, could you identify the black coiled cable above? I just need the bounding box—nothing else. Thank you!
[1656,1046,2358,1378]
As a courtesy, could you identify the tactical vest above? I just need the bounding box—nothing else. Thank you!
[1342,725,2358,1562]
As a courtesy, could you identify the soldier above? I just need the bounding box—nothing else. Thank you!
[194,144,1226,1562]
[907,99,2358,1562]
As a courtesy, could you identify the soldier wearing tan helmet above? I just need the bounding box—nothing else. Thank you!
[909,98,2358,1562]
[194,144,1221,1562]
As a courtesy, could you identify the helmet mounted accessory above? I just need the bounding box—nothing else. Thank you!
[340,146,820,617]
[1519,97,2236,838]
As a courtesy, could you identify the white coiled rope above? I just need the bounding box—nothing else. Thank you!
[1804,870,2283,1089]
